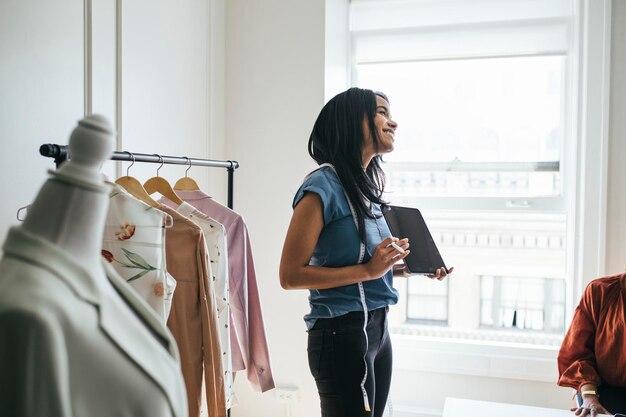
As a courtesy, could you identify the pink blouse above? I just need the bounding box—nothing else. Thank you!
[160,191,275,393]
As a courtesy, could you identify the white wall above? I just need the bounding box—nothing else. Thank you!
[116,0,213,187]
[224,1,326,415]
[0,0,84,245]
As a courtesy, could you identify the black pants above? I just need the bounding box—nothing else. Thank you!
[307,307,392,417]
[598,383,626,414]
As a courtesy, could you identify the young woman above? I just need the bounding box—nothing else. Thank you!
[280,87,450,416]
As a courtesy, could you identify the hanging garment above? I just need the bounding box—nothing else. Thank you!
[102,185,176,323]
[158,204,226,417]
[161,191,275,392]
[0,227,188,417]
[176,202,234,408]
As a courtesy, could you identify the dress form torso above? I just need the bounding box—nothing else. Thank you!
[22,178,111,293]
[0,115,188,417]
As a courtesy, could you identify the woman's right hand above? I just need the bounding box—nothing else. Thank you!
[571,395,610,417]
[365,237,410,280]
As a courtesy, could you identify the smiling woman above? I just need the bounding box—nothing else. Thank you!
[361,94,397,161]
[279,87,449,417]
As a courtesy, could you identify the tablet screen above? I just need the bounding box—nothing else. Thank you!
[383,205,448,274]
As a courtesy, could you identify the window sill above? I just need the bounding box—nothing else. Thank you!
[390,327,561,383]
[392,323,563,346]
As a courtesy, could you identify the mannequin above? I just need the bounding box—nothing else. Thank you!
[0,115,188,417]
[22,115,113,291]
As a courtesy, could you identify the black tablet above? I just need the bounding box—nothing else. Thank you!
[383,205,448,274]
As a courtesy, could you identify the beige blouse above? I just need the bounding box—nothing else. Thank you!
[176,202,234,408]
[158,205,226,417]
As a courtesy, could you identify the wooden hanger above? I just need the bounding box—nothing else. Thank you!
[143,154,184,205]
[115,152,159,207]
[173,157,201,191]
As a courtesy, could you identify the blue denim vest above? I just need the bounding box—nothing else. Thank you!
[292,166,399,330]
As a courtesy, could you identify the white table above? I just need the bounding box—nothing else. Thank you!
[443,397,612,417]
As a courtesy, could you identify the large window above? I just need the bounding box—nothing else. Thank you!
[351,0,576,344]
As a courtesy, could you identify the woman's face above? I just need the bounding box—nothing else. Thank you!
[362,95,398,163]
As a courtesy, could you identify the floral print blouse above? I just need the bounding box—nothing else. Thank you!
[102,185,176,323]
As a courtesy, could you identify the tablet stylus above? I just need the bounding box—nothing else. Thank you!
[388,241,406,254]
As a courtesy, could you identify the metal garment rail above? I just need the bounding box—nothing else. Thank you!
[39,143,239,417]
[41,144,239,415]
[39,143,239,209]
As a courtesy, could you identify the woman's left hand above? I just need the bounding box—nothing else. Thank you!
[571,395,610,417]
[426,266,453,281]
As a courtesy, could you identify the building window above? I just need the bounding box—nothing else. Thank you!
[407,278,448,325]
[480,275,566,333]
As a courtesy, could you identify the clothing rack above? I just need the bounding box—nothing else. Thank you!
[40,144,240,416]
[39,143,239,209]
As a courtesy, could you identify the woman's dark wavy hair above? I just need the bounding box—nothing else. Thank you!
[308,87,389,242]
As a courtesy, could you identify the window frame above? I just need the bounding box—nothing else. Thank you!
[342,0,612,370]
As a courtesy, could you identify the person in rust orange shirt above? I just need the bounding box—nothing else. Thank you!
[557,272,626,417]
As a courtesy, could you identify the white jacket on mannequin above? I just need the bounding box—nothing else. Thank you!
[0,115,187,417]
